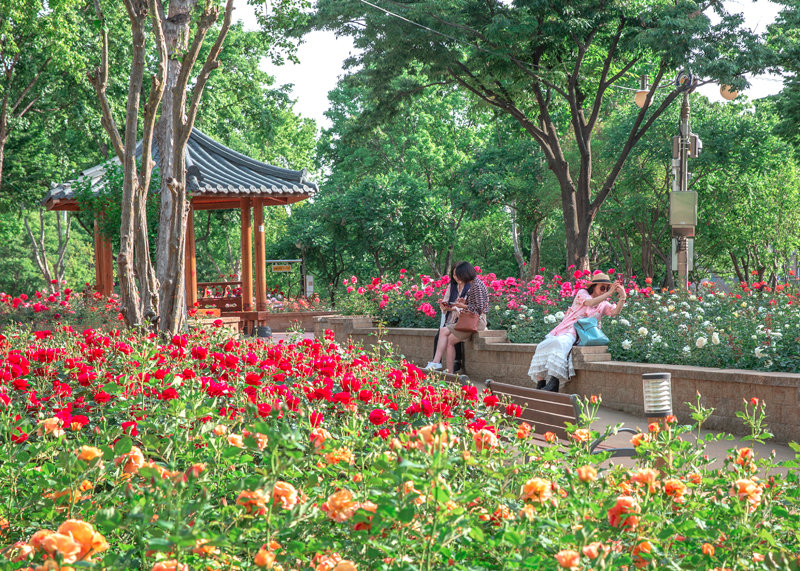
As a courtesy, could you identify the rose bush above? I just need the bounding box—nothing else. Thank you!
[335,270,800,373]
[0,297,798,569]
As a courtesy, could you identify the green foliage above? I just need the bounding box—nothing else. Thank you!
[72,163,161,255]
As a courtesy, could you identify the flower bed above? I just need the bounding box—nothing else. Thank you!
[1,313,799,569]
[335,271,800,373]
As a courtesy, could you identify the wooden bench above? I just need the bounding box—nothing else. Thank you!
[485,379,636,458]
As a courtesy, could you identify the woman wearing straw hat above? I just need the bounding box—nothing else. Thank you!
[527,272,626,392]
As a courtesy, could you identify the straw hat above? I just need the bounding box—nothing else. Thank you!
[589,272,612,284]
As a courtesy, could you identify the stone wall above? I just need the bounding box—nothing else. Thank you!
[316,315,800,443]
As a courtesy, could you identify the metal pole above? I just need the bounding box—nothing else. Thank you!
[676,90,691,291]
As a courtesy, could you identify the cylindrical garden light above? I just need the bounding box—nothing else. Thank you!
[642,372,673,418]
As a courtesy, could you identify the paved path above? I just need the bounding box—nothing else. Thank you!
[592,405,797,474]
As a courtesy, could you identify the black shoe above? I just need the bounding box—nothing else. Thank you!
[542,377,560,392]
[536,379,546,390]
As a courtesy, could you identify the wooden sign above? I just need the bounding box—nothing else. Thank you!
[271,264,292,272]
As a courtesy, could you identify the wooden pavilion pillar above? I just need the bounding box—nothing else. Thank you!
[254,197,267,311]
[240,198,254,312]
[93,219,113,297]
[184,205,198,309]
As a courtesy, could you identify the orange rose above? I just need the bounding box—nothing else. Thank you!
[151,560,189,571]
[607,495,640,530]
[731,479,762,511]
[582,542,603,559]
[38,417,65,438]
[544,431,557,443]
[554,549,580,569]
[272,481,299,510]
[227,434,244,448]
[40,532,81,564]
[663,479,687,503]
[114,446,145,474]
[521,477,553,503]
[254,545,277,568]
[321,490,357,522]
[310,428,332,452]
[473,428,499,451]
[243,430,269,450]
[324,447,354,466]
[29,529,55,550]
[576,466,597,483]
[519,504,536,521]
[632,540,653,568]
[417,423,452,452]
[191,538,220,556]
[213,424,228,436]
[237,489,268,514]
[75,446,103,462]
[516,422,531,440]
[333,561,357,571]
[571,428,591,443]
[57,520,108,559]
[630,433,649,447]
[702,543,715,556]
[630,468,660,493]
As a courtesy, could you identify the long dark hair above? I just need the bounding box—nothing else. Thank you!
[453,261,477,283]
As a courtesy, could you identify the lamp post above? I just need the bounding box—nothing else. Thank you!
[669,71,702,291]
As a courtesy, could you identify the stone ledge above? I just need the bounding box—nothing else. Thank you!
[581,360,800,386]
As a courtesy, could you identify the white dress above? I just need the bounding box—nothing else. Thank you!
[527,289,616,385]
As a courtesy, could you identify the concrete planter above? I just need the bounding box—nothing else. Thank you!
[316,315,800,443]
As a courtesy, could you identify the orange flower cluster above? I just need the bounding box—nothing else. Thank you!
[254,540,282,569]
[324,447,355,466]
[272,481,299,510]
[114,446,145,475]
[731,478,763,511]
[310,428,332,452]
[663,479,688,504]
[516,422,531,440]
[237,489,269,515]
[312,552,357,571]
[607,495,640,530]
[630,468,660,493]
[473,428,499,451]
[416,423,455,452]
[554,549,580,568]
[521,477,553,504]
[17,519,109,570]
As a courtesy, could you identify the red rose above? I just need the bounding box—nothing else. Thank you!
[368,409,388,425]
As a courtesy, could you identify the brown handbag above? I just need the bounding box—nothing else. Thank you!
[454,310,479,333]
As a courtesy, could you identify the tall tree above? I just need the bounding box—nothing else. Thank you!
[313,0,766,270]
[0,0,84,196]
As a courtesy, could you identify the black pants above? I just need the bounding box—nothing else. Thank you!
[432,330,465,373]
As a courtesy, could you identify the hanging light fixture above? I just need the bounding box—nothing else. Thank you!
[719,84,739,101]
[634,74,649,108]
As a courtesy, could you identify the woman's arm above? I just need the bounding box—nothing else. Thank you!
[608,283,627,316]
[582,288,615,307]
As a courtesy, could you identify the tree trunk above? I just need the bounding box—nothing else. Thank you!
[155,0,234,335]
[528,225,542,279]
[134,188,158,321]
[510,205,525,278]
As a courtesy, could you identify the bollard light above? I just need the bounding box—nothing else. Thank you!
[642,372,673,417]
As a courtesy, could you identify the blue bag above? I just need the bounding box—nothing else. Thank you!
[574,317,609,346]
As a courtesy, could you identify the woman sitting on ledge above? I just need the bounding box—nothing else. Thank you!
[425,262,489,373]
[527,272,626,392]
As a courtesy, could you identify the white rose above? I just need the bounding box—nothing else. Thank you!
[711,332,721,345]
[695,337,707,348]
[754,347,765,358]
[637,327,648,337]
[682,345,691,354]
[554,311,565,320]
[620,318,631,327]
[668,304,675,312]
[622,340,632,350]
[544,314,557,324]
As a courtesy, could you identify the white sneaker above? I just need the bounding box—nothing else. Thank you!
[425,361,443,370]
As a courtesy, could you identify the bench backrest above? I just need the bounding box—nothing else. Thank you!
[486,379,582,441]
